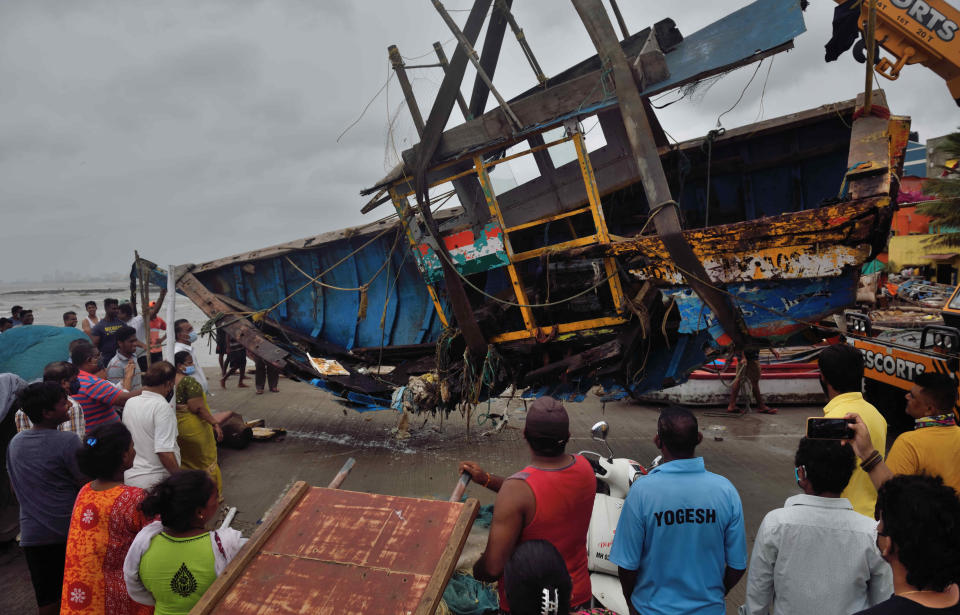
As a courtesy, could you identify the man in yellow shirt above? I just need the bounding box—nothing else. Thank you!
[884,372,960,494]
[819,344,887,517]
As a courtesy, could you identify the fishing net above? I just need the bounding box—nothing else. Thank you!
[441,572,499,615]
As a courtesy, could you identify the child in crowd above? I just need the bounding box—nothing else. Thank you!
[124,470,246,613]
[7,382,86,615]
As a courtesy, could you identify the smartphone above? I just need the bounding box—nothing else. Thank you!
[806,417,855,440]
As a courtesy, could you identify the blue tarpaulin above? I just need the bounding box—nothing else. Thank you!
[0,325,87,381]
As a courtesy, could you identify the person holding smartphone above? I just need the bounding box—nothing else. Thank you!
[818,344,887,517]
[741,438,892,615]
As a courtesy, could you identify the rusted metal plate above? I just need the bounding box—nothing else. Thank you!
[630,244,872,285]
[205,488,478,615]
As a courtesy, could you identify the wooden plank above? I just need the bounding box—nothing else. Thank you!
[191,481,311,615]
[201,489,479,615]
[415,498,480,615]
[468,0,512,118]
[176,271,288,369]
[393,0,804,171]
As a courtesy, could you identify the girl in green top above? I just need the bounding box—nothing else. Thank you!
[123,471,246,615]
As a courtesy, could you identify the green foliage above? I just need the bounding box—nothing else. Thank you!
[918,130,960,247]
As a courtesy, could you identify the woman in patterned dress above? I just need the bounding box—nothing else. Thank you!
[172,351,223,498]
[60,422,153,614]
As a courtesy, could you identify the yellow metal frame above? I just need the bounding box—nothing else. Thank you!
[572,131,626,314]
[474,156,537,332]
[392,126,630,343]
[490,316,628,343]
[389,188,449,328]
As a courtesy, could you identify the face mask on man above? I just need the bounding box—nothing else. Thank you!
[183,365,196,376]
[188,331,198,343]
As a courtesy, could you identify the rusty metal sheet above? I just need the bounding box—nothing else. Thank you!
[206,488,477,615]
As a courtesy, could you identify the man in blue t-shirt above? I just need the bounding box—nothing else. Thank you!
[610,406,747,615]
[89,298,124,367]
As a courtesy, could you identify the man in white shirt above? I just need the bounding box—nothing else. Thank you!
[173,319,209,393]
[741,438,892,615]
[122,361,180,490]
[105,326,142,391]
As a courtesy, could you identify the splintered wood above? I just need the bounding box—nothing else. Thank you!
[192,484,479,615]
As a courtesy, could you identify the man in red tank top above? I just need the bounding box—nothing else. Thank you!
[459,397,596,612]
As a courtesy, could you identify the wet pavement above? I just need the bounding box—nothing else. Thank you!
[0,368,817,614]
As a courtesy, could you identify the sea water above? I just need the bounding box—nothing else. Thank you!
[0,280,218,366]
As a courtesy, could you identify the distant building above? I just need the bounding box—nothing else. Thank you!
[887,133,959,285]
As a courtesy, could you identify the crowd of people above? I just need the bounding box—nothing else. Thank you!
[459,344,960,615]
[0,297,257,614]
[3,295,960,615]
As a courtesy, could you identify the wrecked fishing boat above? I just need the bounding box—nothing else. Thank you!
[148,0,909,413]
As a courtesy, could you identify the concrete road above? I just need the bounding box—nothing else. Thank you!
[0,369,816,614]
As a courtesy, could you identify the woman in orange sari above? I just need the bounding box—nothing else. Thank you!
[61,423,153,614]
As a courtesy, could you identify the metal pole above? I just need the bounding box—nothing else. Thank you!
[863,0,877,114]
[494,0,548,85]
[433,42,472,120]
[432,0,523,131]
[165,265,176,363]
[388,45,426,136]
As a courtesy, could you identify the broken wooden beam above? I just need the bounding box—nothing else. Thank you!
[176,270,288,369]
[571,0,749,349]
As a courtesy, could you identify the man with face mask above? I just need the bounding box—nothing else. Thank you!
[741,438,892,615]
[174,319,209,394]
[818,344,887,517]
[121,361,180,490]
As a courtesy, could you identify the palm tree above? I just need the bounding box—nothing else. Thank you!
[918,130,960,246]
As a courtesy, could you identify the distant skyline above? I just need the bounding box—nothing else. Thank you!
[2,0,958,282]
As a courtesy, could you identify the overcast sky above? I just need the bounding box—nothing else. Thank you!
[1,0,957,282]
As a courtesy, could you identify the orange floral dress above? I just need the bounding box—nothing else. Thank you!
[61,483,154,614]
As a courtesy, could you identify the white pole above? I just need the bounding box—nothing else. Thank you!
[165,265,176,362]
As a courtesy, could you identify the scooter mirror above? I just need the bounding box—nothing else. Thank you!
[591,421,609,441]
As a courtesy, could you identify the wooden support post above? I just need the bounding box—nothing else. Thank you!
[414,0,492,359]
[433,42,471,120]
[469,0,512,117]
[135,252,152,368]
[863,0,877,115]
[432,0,522,131]
[327,457,356,489]
[570,0,749,349]
[389,45,426,136]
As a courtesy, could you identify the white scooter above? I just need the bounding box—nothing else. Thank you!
[580,421,660,615]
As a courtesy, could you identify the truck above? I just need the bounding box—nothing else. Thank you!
[846,288,960,437]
